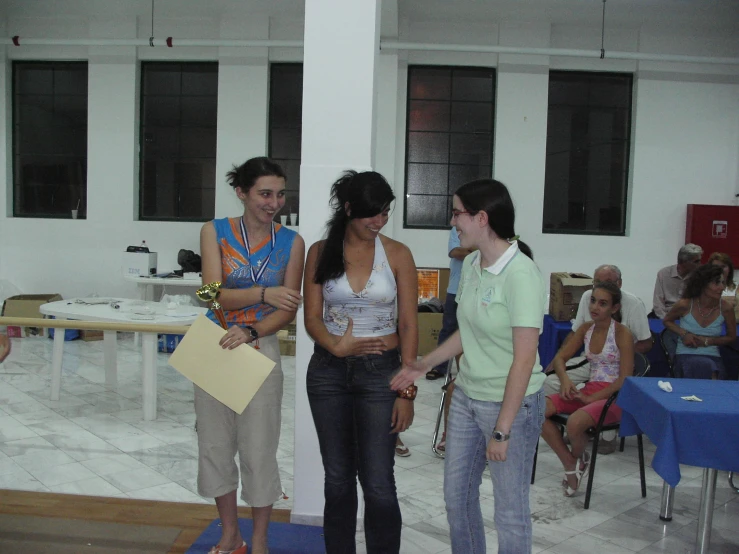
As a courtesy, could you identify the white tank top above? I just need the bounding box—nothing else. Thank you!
[323,236,398,338]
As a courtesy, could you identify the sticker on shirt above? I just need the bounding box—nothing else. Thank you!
[481,287,493,307]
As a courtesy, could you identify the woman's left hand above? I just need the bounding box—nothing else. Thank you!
[219,325,252,350]
[390,398,414,433]
[487,438,509,462]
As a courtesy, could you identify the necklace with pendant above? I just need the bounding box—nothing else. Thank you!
[697,298,718,318]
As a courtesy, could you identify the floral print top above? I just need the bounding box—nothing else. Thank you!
[586,319,621,383]
[322,236,397,338]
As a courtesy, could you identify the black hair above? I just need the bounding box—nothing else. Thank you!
[454,178,533,260]
[313,171,395,284]
[592,281,623,323]
[226,157,286,193]
[682,264,725,299]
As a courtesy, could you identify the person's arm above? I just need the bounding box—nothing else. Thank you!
[303,242,387,357]
[0,334,10,363]
[695,300,736,347]
[251,235,305,339]
[200,222,302,313]
[487,326,540,462]
[663,299,699,347]
[572,291,590,329]
[391,242,419,367]
[551,324,590,399]
[577,324,634,404]
[653,272,667,319]
[388,241,418,433]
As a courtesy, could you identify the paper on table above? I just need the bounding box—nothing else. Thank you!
[168,315,276,414]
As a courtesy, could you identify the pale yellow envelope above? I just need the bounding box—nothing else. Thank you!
[168,315,276,414]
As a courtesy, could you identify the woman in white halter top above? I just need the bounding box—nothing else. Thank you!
[304,171,419,554]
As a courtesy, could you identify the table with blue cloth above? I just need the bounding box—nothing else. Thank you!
[617,377,739,553]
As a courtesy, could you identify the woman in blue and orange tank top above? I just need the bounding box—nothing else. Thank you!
[663,263,737,380]
[197,157,305,554]
[304,171,418,554]
[542,282,634,497]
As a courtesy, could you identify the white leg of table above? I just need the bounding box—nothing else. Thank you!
[659,481,675,521]
[49,319,66,400]
[133,283,150,347]
[103,331,118,390]
[141,332,157,421]
[695,468,717,554]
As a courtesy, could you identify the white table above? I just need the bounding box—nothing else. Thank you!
[124,275,202,302]
[40,298,206,420]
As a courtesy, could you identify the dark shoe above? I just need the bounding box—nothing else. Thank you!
[426,368,446,380]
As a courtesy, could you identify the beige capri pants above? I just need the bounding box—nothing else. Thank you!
[195,333,284,507]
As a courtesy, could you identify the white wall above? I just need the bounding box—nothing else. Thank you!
[0,5,737,309]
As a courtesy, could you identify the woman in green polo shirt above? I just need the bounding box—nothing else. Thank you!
[392,179,546,554]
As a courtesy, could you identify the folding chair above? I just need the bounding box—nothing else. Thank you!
[532,352,650,509]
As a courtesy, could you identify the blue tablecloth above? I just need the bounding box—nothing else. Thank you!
[617,377,739,487]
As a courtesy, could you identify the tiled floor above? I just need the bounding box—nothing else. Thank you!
[0,335,737,553]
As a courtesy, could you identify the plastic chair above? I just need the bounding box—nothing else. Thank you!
[431,358,455,459]
[532,352,650,509]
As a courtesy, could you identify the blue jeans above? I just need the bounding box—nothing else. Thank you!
[306,344,402,554]
[432,292,458,374]
[444,387,545,554]
[675,354,725,379]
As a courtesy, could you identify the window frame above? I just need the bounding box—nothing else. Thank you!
[267,62,303,222]
[542,70,634,237]
[403,64,496,230]
[138,61,219,222]
[12,60,89,219]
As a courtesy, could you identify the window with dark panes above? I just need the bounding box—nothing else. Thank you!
[543,71,633,235]
[404,66,495,228]
[140,62,218,221]
[268,63,303,222]
[13,62,88,218]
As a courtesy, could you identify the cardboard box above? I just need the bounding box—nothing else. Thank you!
[80,329,104,342]
[549,273,592,321]
[1,294,63,337]
[277,329,296,356]
[418,312,443,355]
[122,252,158,277]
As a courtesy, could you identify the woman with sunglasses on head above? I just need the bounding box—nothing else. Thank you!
[198,157,305,554]
[304,170,418,553]
[392,179,545,554]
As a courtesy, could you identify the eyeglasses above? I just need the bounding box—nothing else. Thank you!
[451,209,472,219]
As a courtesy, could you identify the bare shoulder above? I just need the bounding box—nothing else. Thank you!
[615,321,634,341]
[380,234,412,260]
[307,239,326,257]
[575,321,595,336]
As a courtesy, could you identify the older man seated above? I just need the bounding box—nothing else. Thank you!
[543,264,652,453]
[651,243,703,319]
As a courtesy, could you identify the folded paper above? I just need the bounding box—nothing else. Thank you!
[680,395,703,402]
[658,380,673,392]
[168,315,275,413]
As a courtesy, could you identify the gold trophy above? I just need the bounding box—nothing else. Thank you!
[197,282,228,330]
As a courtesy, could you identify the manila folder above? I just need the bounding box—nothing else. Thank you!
[168,314,276,414]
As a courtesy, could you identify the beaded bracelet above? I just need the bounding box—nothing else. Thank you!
[261,286,266,303]
[397,385,418,401]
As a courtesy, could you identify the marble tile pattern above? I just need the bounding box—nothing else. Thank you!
[0,335,737,553]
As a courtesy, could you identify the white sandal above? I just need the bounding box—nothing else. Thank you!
[562,451,591,497]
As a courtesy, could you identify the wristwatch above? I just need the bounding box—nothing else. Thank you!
[244,325,259,342]
[492,429,510,442]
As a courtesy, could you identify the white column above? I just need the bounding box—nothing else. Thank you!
[214,17,270,218]
[292,0,382,526]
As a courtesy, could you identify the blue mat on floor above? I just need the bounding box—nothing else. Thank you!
[186,518,326,554]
